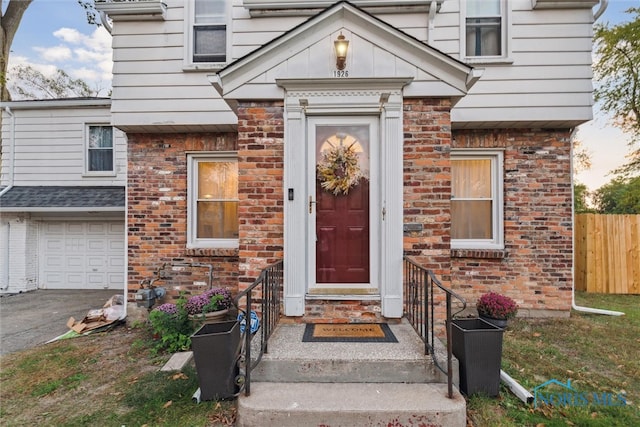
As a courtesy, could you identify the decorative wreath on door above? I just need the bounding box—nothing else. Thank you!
[317,144,362,195]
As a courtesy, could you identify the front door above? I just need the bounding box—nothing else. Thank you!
[308,117,379,294]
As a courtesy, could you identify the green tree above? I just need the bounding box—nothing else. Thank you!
[593,7,640,175]
[9,65,98,99]
[592,176,640,214]
[574,182,595,213]
[77,0,102,27]
[1,0,33,101]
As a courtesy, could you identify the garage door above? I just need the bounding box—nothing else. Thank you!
[40,221,125,290]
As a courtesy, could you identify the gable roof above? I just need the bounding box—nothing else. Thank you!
[0,186,125,212]
[212,0,480,103]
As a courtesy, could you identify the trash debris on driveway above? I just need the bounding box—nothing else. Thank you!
[66,294,126,333]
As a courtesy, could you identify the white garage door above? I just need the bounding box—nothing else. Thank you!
[40,221,125,290]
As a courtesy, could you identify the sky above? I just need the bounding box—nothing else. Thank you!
[4,0,639,191]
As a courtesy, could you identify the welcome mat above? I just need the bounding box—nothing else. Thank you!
[302,323,398,343]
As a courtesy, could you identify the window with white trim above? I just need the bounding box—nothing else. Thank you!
[85,125,114,174]
[187,0,229,66]
[462,0,510,62]
[188,154,239,248]
[451,151,503,249]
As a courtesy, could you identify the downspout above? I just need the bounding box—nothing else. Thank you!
[0,107,15,290]
[570,129,624,316]
[593,0,608,21]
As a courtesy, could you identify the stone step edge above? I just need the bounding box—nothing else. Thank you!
[160,351,193,371]
[237,382,466,427]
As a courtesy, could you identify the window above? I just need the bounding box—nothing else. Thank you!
[190,0,228,65]
[451,151,503,249]
[188,154,239,248]
[85,125,114,174]
[463,0,510,62]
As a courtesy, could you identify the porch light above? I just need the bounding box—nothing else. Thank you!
[334,32,349,70]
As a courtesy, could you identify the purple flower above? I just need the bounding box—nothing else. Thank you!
[154,303,178,315]
[477,292,518,320]
[185,287,232,315]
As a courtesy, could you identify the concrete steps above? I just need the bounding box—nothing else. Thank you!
[236,321,466,427]
[237,382,466,427]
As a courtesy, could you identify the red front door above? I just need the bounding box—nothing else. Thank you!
[316,177,370,283]
[314,124,371,285]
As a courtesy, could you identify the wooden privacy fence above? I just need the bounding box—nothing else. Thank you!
[575,214,640,294]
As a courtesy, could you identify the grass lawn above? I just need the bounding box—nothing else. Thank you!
[0,326,235,426]
[467,292,640,426]
[1,292,637,426]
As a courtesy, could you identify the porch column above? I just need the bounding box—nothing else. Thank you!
[283,103,306,316]
[381,94,404,318]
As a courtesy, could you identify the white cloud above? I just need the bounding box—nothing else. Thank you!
[34,45,72,62]
[8,25,113,99]
[53,27,83,44]
[76,47,112,64]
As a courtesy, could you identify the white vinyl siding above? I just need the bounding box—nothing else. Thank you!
[102,0,596,130]
[0,105,126,187]
[451,151,503,250]
[187,154,239,249]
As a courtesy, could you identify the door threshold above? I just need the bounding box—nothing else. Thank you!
[307,288,380,300]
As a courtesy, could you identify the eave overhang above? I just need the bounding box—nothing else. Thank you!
[94,0,167,21]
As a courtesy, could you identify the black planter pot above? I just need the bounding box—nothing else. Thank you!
[190,320,241,401]
[479,314,508,329]
[451,318,504,397]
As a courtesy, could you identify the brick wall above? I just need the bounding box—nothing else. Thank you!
[451,129,573,316]
[236,102,285,291]
[127,133,239,301]
[126,111,573,318]
[403,99,453,281]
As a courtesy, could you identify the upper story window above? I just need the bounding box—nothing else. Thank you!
[188,154,239,248]
[451,151,503,249]
[85,125,114,175]
[188,0,229,66]
[462,0,511,63]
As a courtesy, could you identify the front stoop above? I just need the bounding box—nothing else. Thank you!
[236,382,466,427]
[236,320,466,427]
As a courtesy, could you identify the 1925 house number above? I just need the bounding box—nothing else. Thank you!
[333,70,349,77]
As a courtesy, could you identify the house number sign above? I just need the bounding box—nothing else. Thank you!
[333,70,349,78]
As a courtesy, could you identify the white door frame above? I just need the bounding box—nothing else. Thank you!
[279,78,410,318]
[307,116,380,294]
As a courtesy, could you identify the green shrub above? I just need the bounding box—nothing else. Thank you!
[148,296,195,353]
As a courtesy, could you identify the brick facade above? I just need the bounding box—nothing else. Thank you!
[451,129,573,316]
[403,98,453,282]
[236,102,285,290]
[127,133,239,300]
[127,101,573,319]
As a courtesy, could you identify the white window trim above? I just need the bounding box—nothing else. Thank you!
[183,0,232,71]
[460,0,513,64]
[83,124,116,177]
[187,152,239,249]
[451,150,504,250]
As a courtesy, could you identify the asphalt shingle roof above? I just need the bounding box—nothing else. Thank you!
[0,186,125,210]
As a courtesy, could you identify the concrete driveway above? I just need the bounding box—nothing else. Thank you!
[0,289,122,355]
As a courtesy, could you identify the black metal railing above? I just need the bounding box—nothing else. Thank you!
[233,260,283,396]
[403,256,466,398]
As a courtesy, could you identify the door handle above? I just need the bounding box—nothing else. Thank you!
[309,196,317,213]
